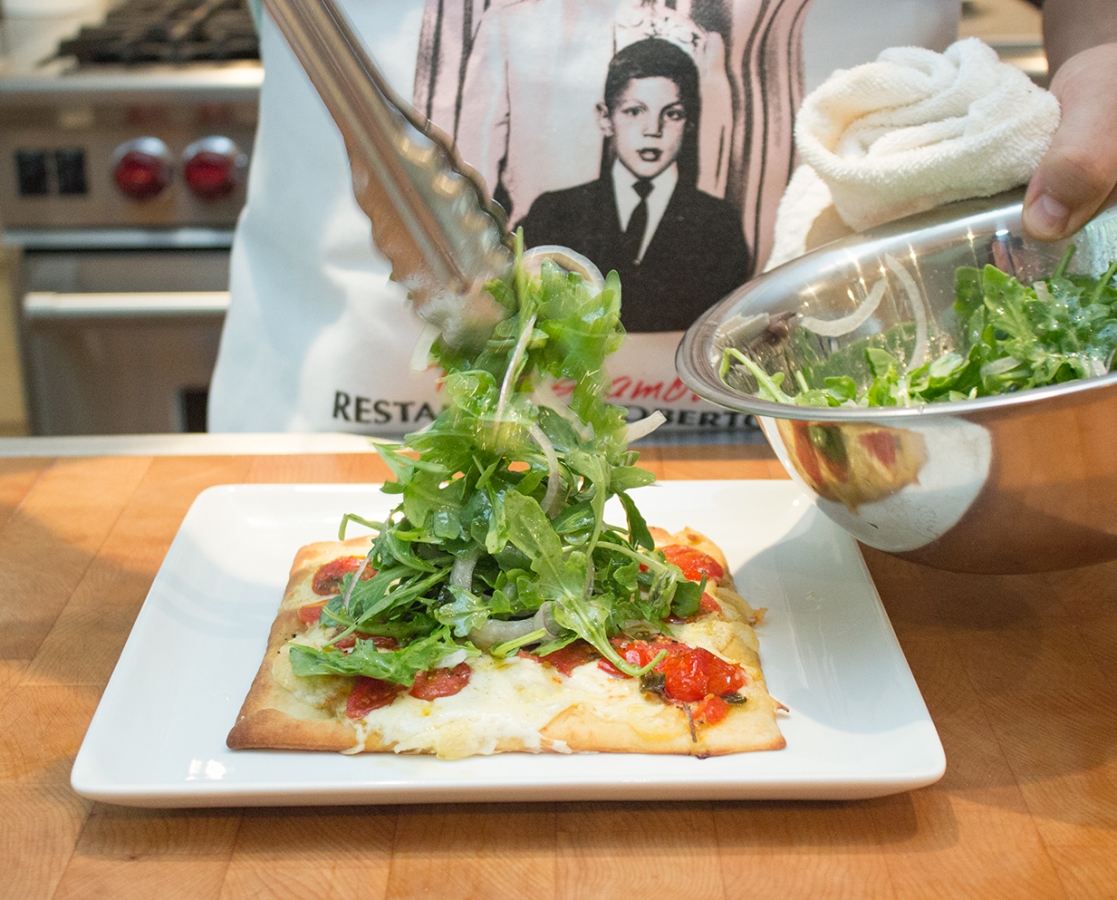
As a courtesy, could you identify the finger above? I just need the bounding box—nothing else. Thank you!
[1023,43,1117,241]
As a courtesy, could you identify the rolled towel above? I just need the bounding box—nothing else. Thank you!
[767,37,1060,268]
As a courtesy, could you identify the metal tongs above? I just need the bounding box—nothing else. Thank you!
[260,0,515,350]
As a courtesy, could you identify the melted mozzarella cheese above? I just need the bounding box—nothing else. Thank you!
[345,655,664,759]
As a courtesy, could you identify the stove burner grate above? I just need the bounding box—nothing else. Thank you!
[57,0,259,66]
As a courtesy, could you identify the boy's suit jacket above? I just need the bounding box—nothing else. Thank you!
[516,173,752,333]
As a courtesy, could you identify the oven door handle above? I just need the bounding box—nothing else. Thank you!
[22,291,230,319]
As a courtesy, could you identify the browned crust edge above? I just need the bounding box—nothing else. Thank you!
[226,536,373,751]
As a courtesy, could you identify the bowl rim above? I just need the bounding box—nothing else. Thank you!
[676,191,1117,422]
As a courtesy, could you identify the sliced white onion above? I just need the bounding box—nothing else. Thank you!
[980,356,1022,378]
[522,246,606,291]
[468,617,537,650]
[438,648,469,669]
[533,602,560,637]
[341,552,374,609]
[527,421,562,516]
[624,410,667,443]
[468,602,559,650]
[409,321,441,373]
[800,277,886,337]
[1033,280,1053,304]
[884,253,929,370]
[450,552,478,590]
[495,312,537,426]
[532,381,593,441]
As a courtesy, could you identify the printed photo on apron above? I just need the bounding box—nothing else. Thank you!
[209,0,816,436]
[415,0,811,300]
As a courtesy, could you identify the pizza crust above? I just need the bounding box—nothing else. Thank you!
[226,536,372,752]
[227,529,786,758]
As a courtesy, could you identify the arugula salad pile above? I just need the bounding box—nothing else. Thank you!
[724,247,1117,408]
[289,238,700,686]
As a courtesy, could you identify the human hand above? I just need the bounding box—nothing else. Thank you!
[1022,42,1117,241]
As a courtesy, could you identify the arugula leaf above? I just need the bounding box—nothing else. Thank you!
[289,627,476,685]
[616,490,654,550]
[503,490,586,600]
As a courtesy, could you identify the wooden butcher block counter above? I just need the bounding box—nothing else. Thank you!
[1,434,1114,899]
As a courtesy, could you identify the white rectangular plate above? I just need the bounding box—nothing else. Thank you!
[72,481,944,806]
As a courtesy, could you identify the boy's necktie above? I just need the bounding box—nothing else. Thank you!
[625,177,654,263]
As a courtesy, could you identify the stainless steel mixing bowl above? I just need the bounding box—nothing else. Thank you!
[677,189,1117,573]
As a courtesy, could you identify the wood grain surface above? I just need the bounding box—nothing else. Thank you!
[1,444,1115,900]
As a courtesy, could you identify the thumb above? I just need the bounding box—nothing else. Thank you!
[1023,43,1117,241]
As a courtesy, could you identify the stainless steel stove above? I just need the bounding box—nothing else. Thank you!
[0,0,262,435]
[58,0,258,64]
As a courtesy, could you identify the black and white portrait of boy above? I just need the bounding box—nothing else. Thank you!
[515,37,751,332]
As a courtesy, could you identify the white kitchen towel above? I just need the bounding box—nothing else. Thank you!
[766,37,1060,270]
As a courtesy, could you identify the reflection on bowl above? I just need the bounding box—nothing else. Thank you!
[677,189,1117,573]
[772,418,929,511]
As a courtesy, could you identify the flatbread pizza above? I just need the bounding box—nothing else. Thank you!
[227,526,785,759]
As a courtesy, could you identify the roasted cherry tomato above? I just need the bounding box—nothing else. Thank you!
[408,662,472,700]
[528,640,600,676]
[312,556,376,596]
[692,694,730,726]
[662,646,746,702]
[333,632,397,651]
[661,545,724,584]
[297,599,328,625]
[601,639,745,699]
[699,592,722,615]
[703,651,747,697]
[660,647,715,702]
[597,636,676,676]
[345,676,403,719]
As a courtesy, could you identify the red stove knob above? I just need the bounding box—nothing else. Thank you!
[182,136,247,200]
[112,137,172,200]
